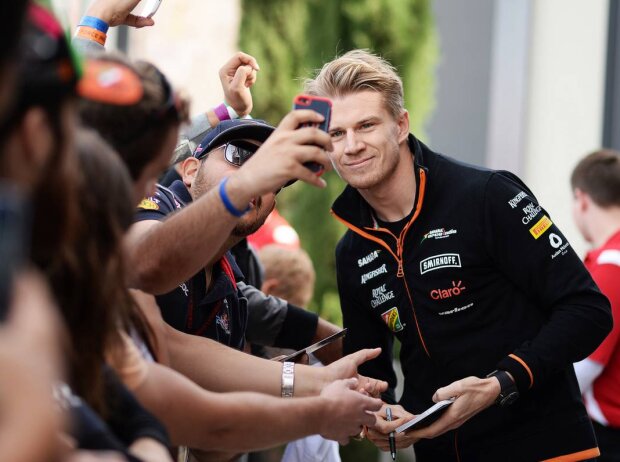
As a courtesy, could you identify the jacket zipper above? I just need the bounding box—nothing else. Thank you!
[331,170,430,356]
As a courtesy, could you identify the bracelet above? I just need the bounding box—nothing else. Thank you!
[226,104,239,120]
[79,15,109,33]
[213,103,230,122]
[75,26,107,46]
[218,177,249,217]
[281,362,295,398]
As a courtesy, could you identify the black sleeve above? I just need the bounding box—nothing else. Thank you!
[104,368,170,449]
[70,400,137,461]
[336,240,397,403]
[483,172,612,392]
[273,303,319,350]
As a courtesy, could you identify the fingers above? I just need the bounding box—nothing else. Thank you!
[344,377,359,390]
[124,14,155,28]
[359,376,389,397]
[220,52,260,76]
[231,65,256,90]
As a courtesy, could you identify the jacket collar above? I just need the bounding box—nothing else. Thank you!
[331,134,430,228]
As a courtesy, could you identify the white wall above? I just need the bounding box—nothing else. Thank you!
[51,0,241,118]
[523,0,609,257]
[128,0,240,117]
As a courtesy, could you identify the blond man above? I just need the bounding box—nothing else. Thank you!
[305,50,612,462]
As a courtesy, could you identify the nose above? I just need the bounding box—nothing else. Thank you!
[344,129,363,155]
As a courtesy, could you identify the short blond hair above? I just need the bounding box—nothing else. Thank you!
[304,49,405,119]
[257,245,315,308]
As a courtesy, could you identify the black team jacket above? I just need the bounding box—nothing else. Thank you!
[332,135,612,461]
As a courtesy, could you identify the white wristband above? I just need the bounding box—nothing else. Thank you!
[281,361,295,398]
[226,104,239,120]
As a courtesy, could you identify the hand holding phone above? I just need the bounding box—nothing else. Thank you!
[395,397,456,433]
[293,94,332,174]
[138,0,162,18]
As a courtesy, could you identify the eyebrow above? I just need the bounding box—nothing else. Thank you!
[329,116,381,134]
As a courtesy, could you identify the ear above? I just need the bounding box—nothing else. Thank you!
[397,110,410,144]
[260,278,279,295]
[573,188,589,212]
[180,157,201,187]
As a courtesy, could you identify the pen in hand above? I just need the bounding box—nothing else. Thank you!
[386,407,396,461]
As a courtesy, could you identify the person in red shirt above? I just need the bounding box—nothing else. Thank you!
[572,149,620,462]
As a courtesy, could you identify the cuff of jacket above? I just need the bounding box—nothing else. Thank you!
[273,304,319,350]
[496,353,534,392]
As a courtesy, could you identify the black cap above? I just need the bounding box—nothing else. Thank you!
[193,119,274,159]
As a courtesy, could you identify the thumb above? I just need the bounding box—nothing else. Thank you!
[432,383,457,403]
[350,347,382,367]
[344,377,359,390]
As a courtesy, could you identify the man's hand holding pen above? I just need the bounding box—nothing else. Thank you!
[366,403,420,450]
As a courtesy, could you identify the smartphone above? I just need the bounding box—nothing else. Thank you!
[138,0,163,18]
[395,398,456,433]
[277,328,347,363]
[0,184,30,322]
[293,94,332,174]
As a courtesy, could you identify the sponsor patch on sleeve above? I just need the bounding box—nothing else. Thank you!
[529,215,552,239]
[138,198,159,210]
[381,307,404,332]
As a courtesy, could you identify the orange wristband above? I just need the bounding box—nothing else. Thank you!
[75,26,107,46]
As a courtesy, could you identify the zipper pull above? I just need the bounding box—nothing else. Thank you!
[397,260,404,278]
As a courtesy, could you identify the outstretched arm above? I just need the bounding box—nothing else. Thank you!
[126,110,333,294]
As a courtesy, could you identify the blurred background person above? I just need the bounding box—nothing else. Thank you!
[572,149,620,462]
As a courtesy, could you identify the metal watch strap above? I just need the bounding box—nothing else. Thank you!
[281,361,295,398]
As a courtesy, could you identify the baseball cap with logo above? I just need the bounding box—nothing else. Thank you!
[193,119,275,161]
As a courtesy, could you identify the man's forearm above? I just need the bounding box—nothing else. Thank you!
[311,317,344,365]
[126,181,251,294]
[135,361,328,452]
[165,323,326,397]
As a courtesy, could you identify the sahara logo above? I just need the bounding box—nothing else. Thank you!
[381,307,404,332]
[358,250,381,267]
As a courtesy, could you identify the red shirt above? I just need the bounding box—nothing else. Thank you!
[584,229,620,428]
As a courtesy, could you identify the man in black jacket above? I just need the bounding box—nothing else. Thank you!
[305,49,613,461]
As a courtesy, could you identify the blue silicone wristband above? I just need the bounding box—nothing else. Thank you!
[79,15,109,34]
[219,178,249,217]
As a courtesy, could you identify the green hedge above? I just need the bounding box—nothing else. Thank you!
[240,0,437,327]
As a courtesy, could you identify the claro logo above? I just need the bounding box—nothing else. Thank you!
[430,281,466,300]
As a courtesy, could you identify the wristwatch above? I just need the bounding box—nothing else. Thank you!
[486,370,519,407]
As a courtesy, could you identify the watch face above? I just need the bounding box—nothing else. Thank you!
[499,391,519,407]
